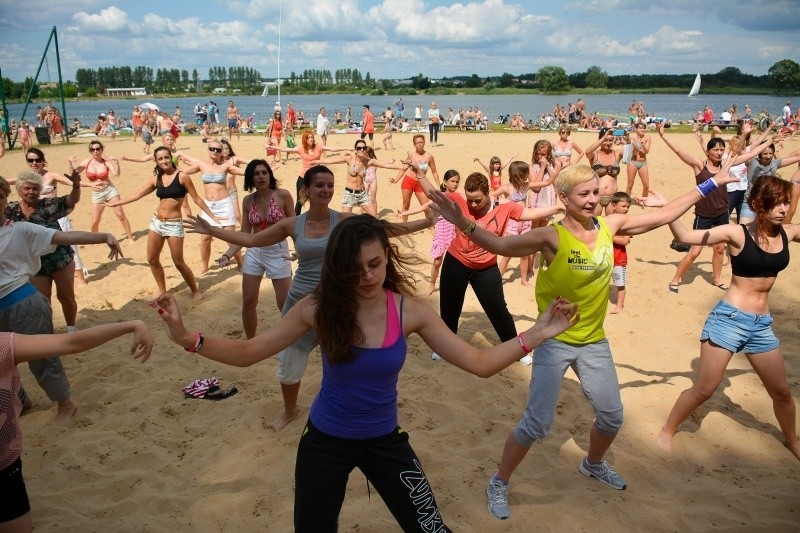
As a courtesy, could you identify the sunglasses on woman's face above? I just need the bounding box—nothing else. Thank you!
[208,147,222,153]
[355,146,367,151]
[90,147,103,152]
[27,157,43,163]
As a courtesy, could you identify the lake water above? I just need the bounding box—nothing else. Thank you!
[4,93,793,127]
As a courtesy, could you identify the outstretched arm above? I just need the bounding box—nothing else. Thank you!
[367,158,409,171]
[608,155,738,236]
[184,213,293,247]
[658,122,703,173]
[385,207,436,236]
[397,201,434,217]
[151,293,312,367]
[427,188,558,257]
[500,153,518,170]
[50,230,123,259]
[270,145,300,154]
[517,205,564,221]
[668,218,741,248]
[411,296,578,377]
[322,146,347,153]
[779,148,800,168]
[318,155,350,166]
[121,154,156,164]
[13,320,153,364]
[106,181,156,207]
[473,157,490,173]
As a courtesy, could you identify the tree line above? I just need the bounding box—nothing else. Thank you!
[284,68,373,89]
[3,59,797,100]
[70,65,261,95]
[473,60,799,93]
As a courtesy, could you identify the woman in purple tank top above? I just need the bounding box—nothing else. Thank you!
[153,215,578,532]
[183,165,435,432]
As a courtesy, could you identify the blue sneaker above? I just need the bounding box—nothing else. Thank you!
[486,475,510,519]
[578,457,627,490]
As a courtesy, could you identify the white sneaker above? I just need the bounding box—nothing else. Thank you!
[67,325,79,333]
[431,352,442,361]
[519,354,533,365]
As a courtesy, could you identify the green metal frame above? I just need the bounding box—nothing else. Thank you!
[2,26,68,150]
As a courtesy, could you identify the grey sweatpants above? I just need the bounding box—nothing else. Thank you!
[513,338,623,447]
[0,292,71,404]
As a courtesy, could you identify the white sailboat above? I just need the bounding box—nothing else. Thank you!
[688,73,701,98]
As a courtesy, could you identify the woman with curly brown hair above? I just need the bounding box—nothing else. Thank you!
[153,213,578,532]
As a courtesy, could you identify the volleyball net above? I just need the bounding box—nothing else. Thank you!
[0,24,68,149]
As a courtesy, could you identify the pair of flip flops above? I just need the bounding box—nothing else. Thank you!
[182,377,238,400]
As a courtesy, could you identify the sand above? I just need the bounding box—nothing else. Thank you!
[2,126,799,531]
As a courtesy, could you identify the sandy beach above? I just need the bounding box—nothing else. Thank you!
[2,126,799,531]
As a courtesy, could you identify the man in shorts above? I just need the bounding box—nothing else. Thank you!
[227,101,240,140]
[360,105,375,148]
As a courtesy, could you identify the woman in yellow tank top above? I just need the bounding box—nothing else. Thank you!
[429,162,738,520]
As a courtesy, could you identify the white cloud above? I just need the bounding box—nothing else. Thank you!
[298,41,329,58]
[367,0,554,44]
[71,6,130,32]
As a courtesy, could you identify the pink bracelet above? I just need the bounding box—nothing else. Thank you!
[184,332,204,353]
[517,332,532,355]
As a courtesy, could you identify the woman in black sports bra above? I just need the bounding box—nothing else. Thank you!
[658,175,800,461]
[106,146,219,300]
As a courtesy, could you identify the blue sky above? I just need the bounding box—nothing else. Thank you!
[0,0,797,81]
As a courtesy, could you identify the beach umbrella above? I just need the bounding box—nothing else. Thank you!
[140,102,160,111]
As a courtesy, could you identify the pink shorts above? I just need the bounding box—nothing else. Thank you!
[504,218,531,236]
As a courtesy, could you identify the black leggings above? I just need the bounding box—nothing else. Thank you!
[728,189,745,223]
[428,122,439,144]
[294,420,451,532]
[294,175,304,215]
[439,253,517,342]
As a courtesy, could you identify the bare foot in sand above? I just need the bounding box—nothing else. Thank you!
[611,306,623,314]
[273,408,299,431]
[192,291,203,302]
[786,440,800,461]
[426,284,436,296]
[53,399,77,423]
[656,429,674,452]
[196,266,210,278]
[521,279,532,288]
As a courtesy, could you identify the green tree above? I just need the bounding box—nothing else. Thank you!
[411,73,431,90]
[537,66,570,92]
[497,72,515,88]
[465,74,482,88]
[62,84,78,98]
[585,66,609,88]
[768,59,800,93]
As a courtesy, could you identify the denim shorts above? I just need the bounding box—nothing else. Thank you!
[700,299,779,354]
[739,200,756,220]
[149,216,184,238]
[341,187,372,208]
